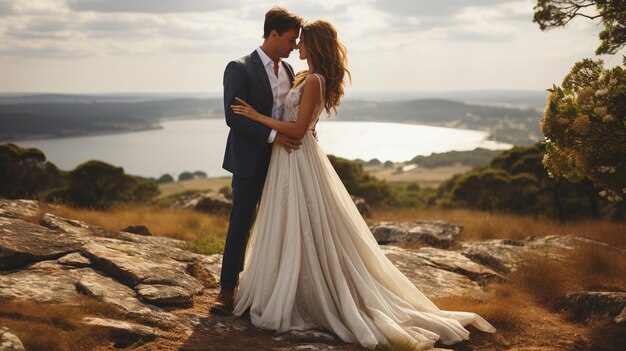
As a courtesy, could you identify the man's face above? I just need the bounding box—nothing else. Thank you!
[273,28,300,59]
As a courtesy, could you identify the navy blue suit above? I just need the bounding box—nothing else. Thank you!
[220,50,295,289]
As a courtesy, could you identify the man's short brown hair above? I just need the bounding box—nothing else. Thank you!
[263,6,302,38]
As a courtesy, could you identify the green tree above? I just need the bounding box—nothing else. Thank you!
[0,143,66,199]
[541,58,626,202]
[156,174,174,184]
[533,0,626,55]
[66,160,158,209]
[193,170,208,179]
[178,172,194,181]
[327,155,395,206]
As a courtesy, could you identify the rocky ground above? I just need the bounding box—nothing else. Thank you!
[0,199,624,351]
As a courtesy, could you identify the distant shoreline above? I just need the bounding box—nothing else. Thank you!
[0,125,164,143]
[0,116,529,146]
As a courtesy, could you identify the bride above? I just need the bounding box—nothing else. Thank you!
[229,19,496,350]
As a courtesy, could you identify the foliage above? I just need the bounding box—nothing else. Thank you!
[446,167,540,213]
[156,174,174,184]
[218,185,232,200]
[327,155,395,206]
[409,148,503,168]
[541,58,626,201]
[0,143,66,199]
[0,143,159,208]
[436,143,623,220]
[193,170,208,178]
[533,0,626,55]
[66,160,159,209]
[178,171,195,181]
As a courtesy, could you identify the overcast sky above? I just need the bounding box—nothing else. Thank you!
[0,0,623,94]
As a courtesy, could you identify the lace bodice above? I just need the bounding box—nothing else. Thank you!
[283,74,325,130]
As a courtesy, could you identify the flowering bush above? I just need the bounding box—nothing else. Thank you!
[541,58,626,201]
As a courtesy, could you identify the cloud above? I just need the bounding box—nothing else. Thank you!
[0,0,15,16]
[371,0,508,18]
[66,0,241,13]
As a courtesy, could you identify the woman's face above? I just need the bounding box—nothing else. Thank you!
[297,32,307,60]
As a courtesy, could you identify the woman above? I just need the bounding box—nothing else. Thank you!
[230,19,496,350]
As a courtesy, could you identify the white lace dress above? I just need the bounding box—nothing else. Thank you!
[232,74,496,350]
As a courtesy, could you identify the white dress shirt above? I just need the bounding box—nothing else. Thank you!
[255,47,291,143]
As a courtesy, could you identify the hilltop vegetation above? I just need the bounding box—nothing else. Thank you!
[0,98,221,141]
[0,143,158,209]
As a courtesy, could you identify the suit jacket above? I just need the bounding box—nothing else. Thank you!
[222,50,295,178]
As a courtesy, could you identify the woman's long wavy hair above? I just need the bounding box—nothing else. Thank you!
[293,19,351,115]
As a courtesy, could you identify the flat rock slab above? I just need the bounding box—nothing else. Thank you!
[40,213,185,248]
[136,284,193,306]
[0,326,25,351]
[82,317,157,346]
[0,199,43,219]
[410,247,504,285]
[58,252,91,267]
[76,270,178,330]
[380,246,483,299]
[370,220,462,248]
[0,217,84,271]
[0,260,94,303]
[459,235,615,273]
[81,238,204,297]
[560,291,626,321]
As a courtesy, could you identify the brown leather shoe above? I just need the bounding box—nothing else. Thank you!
[209,288,234,315]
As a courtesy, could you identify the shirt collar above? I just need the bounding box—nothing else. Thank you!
[256,46,280,68]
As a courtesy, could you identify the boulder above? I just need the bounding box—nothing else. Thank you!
[170,192,232,215]
[136,284,193,307]
[559,291,626,322]
[370,220,462,248]
[350,195,371,217]
[121,225,152,236]
[380,246,484,299]
[0,216,84,271]
[0,327,25,351]
[82,317,157,347]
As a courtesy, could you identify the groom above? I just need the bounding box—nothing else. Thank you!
[210,7,303,315]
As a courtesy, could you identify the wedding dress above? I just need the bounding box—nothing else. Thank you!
[232,74,496,350]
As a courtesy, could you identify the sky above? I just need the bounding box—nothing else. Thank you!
[0,0,623,94]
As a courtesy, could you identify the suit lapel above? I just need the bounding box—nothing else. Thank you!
[250,50,273,104]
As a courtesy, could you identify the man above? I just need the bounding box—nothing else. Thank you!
[210,7,303,315]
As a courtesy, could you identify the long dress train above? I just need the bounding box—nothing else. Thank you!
[232,74,496,350]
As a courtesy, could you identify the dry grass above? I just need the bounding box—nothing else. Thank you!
[431,243,626,351]
[369,207,626,247]
[47,204,228,242]
[0,297,130,351]
[157,177,232,198]
[512,246,626,310]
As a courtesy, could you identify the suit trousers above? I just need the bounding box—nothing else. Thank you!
[219,148,272,290]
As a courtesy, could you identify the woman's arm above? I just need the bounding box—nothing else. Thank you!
[231,74,322,140]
